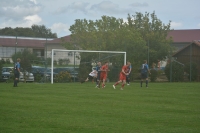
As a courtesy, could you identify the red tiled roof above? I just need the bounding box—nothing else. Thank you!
[168,29,200,43]
[0,37,47,48]
[46,35,71,44]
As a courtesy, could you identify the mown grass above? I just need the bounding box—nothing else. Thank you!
[0,82,200,133]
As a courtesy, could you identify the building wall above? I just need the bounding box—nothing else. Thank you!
[174,44,200,75]
[46,44,80,65]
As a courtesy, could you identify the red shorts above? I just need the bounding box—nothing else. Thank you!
[119,73,126,81]
[100,74,107,80]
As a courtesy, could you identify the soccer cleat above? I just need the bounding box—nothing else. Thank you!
[120,88,123,90]
[95,85,98,88]
[127,84,130,85]
[113,85,116,89]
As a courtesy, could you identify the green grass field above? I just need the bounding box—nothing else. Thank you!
[0,82,200,133]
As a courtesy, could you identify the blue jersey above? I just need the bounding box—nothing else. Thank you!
[128,65,132,73]
[15,62,20,72]
[15,62,20,69]
[96,65,101,75]
[141,64,148,73]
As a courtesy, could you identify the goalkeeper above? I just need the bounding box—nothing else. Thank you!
[80,68,97,83]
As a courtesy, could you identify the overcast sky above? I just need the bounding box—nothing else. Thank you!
[0,0,199,37]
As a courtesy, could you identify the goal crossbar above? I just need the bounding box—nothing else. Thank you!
[51,49,126,84]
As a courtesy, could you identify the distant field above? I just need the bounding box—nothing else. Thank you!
[0,82,200,133]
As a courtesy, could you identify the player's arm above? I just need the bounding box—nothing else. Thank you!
[147,65,151,74]
[122,68,127,75]
[17,64,20,72]
[129,67,132,74]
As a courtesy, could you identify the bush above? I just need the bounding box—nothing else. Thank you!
[165,62,184,82]
[150,69,158,82]
[6,59,11,64]
[184,62,198,81]
[55,71,71,83]
[34,72,43,82]
[1,58,5,64]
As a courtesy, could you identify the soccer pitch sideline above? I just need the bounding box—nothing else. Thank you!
[0,82,199,133]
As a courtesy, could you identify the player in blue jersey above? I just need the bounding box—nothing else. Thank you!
[126,61,132,85]
[140,60,151,88]
[95,62,101,88]
[13,58,21,87]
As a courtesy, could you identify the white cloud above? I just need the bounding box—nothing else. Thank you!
[24,15,42,26]
[51,23,69,34]
[0,0,42,20]
[91,1,132,14]
[0,14,42,28]
[30,0,37,4]
[54,2,89,14]
[170,21,183,28]
[130,2,148,7]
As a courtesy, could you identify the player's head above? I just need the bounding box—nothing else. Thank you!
[127,61,131,66]
[144,60,147,64]
[17,58,21,62]
[104,62,108,66]
[97,62,101,66]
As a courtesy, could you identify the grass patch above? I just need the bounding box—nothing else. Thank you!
[0,82,200,133]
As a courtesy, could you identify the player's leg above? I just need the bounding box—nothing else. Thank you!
[102,75,106,88]
[96,74,100,87]
[121,79,126,90]
[113,73,123,89]
[126,75,130,85]
[145,74,149,88]
[14,72,19,87]
[98,75,103,88]
[140,73,144,87]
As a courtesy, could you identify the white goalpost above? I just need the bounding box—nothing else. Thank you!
[51,49,126,84]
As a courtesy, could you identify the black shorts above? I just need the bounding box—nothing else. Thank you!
[97,72,101,80]
[14,71,20,79]
[88,75,94,80]
[141,73,148,79]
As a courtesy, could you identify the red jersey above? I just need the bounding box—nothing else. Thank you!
[101,65,108,75]
[120,65,129,76]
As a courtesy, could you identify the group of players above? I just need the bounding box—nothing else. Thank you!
[81,61,132,90]
[81,60,150,90]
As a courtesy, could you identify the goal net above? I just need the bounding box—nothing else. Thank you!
[50,49,126,84]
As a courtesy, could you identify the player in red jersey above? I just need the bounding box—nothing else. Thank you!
[113,61,131,90]
[99,62,109,88]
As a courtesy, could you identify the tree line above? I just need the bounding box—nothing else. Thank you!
[0,24,57,38]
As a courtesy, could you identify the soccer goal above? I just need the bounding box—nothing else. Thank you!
[50,49,126,84]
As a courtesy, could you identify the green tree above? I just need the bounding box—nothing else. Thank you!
[65,12,172,70]
[165,62,184,82]
[31,24,57,38]
[128,12,172,66]
[0,25,57,38]
[12,49,38,82]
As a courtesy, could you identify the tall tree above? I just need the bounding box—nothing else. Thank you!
[12,49,38,72]
[128,12,172,66]
[31,24,57,38]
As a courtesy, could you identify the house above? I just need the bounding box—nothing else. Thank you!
[0,35,80,65]
[167,29,200,51]
[0,36,53,62]
[172,40,200,81]
[44,35,80,65]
